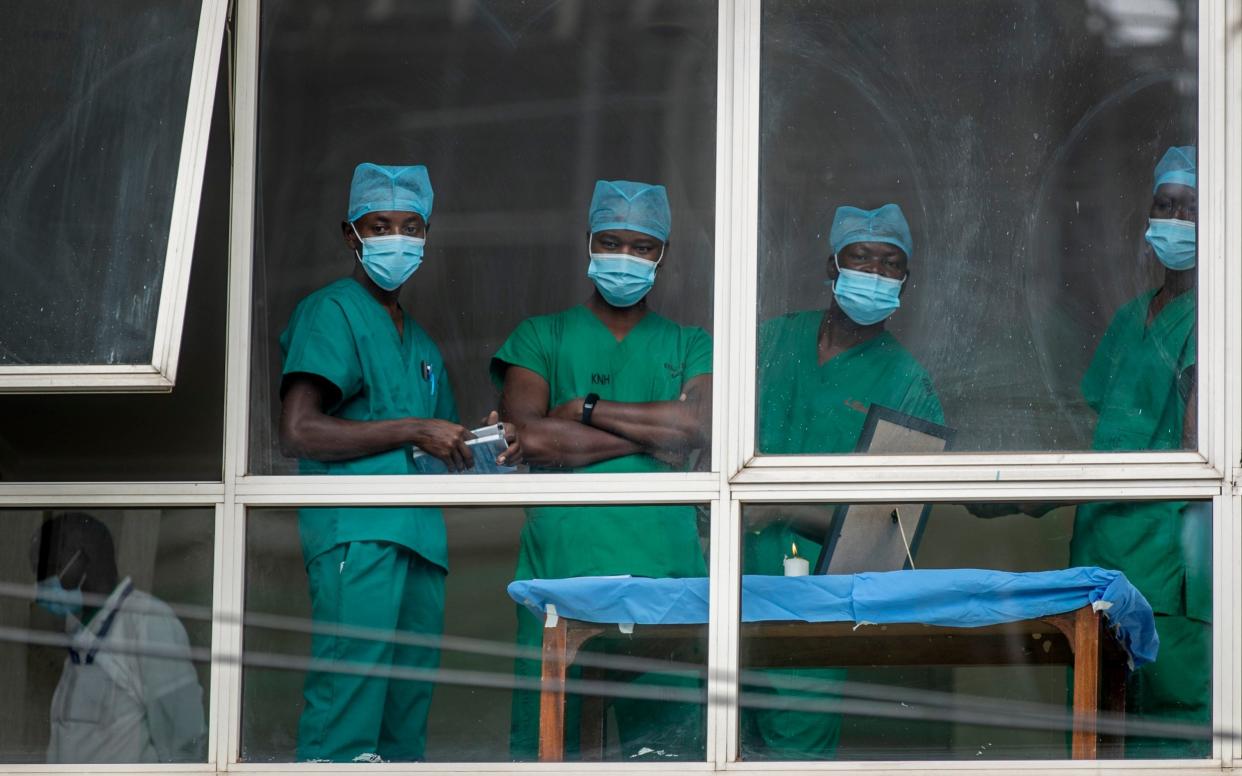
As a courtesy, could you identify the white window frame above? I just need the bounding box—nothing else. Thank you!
[0,0,1236,774]
[0,0,230,395]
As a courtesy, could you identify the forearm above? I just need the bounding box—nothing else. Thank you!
[589,400,707,452]
[516,417,644,469]
[281,412,418,462]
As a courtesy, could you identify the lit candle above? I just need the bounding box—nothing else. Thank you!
[783,542,809,576]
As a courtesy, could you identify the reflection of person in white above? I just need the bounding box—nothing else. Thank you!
[30,513,205,763]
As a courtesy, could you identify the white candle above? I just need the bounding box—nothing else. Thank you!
[783,542,809,576]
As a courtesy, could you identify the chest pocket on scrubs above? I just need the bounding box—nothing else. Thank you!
[62,665,115,723]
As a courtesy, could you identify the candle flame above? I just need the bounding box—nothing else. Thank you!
[790,542,799,558]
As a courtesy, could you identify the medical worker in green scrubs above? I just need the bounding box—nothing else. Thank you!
[971,146,1206,756]
[279,163,480,763]
[492,180,713,760]
[745,203,943,759]
[1073,145,1207,757]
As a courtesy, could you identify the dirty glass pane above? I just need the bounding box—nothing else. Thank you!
[739,498,1211,760]
[0,2,202,366]
[249,0,718,475]
[0,508,213,764]
[242,504,710,762]
[756,0,1198,454]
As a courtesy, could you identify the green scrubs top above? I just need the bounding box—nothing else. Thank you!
[491,304,712,579]
[750,310,944,574]
[281,277,459,569]
[1072,288,1199,618]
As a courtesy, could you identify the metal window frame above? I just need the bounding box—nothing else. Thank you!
[0,0,1236,773]
[0,0,230,395]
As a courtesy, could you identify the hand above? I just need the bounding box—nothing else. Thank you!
[648,444,688,468]
[480,410,523,468]
[497,422,523,467]
[549,397,586,422]
[409,419,476,472]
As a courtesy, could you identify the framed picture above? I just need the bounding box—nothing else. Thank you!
[813,406,956,575]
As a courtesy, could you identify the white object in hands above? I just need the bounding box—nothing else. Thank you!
[410,423,516,473]
[783,542,810,576]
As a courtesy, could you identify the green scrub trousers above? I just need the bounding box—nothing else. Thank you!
[281,277,459,762]
[492,305,713,761]
[297,542,445,762]
[747,310,944,760]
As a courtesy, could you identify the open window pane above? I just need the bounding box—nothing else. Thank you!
[0,0,226,392]
[755,0,1199,454]
[739,498,1212,761]
[242,503,710,763]
[0,508,214,764]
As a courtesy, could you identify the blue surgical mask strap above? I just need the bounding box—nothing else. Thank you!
[351,222,364,263]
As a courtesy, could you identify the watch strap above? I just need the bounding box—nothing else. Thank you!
[581,392,600,426]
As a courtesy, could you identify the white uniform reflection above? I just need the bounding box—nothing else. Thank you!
[32,513,205,763]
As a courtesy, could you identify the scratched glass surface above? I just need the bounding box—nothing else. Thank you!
[739,499,1212,761]
[248,0,718,475]
[755,0,1198,453]
[0,2,201,366]
[241,505,711,763]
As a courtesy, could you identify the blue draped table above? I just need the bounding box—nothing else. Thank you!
[508,568,1156,761]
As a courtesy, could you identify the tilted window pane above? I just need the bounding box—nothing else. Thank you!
[0,508,214,764]
[0,2,204,367]
[248,0,718,475]
[739,499,1211,760]
[242,504,710,762]
[0,72,230,482]
[756,0,1198,454]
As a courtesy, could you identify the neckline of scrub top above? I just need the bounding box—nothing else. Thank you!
[575,303,655,344]
[812,312,896,372]
[67,577,135,664]
[346,276,412,344]
[1141,287,1195,338]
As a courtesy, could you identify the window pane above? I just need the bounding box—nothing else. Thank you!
[0,2,204,366]
[248,0,718,475]
[0,508,214,764]
[242,503,710,762]
[756,0,1198,454]
[0,67,230,482]
[739,499,1211,760]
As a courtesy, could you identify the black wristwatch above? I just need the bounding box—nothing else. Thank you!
[581,393,600,426]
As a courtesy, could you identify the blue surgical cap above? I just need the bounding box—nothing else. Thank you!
[347,163,434,223]
[1153,146,1196,192]
[588,180,671,242]
[829,204,913,259]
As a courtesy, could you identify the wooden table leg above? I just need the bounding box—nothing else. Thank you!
[539,618,569,762]
[1070,607,1101,760]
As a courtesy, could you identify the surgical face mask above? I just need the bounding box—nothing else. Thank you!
[1145,218,1196,271]
[36,576,83,617]
[587,238,664,308]
[352,224,425,291]
[828,257,905,325]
